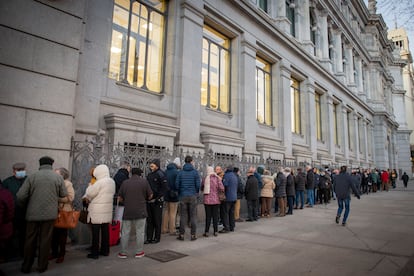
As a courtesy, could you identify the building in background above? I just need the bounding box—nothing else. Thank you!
[388,28,414,175]
[0,0,412,178]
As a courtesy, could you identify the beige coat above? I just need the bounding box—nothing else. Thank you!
[261,175,275,198]
[58,180,75,211]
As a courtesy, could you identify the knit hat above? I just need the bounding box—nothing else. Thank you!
[151,159,160,168]
[173,157,181,167]
[39,156,54,166]
[13,162,26,170]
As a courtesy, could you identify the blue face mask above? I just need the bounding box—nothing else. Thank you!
[16,170,26,178]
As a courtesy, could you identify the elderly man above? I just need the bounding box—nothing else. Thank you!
[17,156,67,273]
[2,162,27,260]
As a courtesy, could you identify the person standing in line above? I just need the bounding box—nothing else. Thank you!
[17,156,67,273]
[219,166,238,233]
[244,167,259,222]
[145,159,167,244]
[285,168,295,215]
[254,166,264,218]
[83,164,115,259]
[233,167,245,222]
[390,169,398,189]
[305,165,315,207]
[201,166,224,237]
[0,180,14,264]
[401,172,409,188]
[50,168,75,264]
[334,166,360,226]
[381,169,389,191]
[294,167,306,209]
[176,156,200,241]
[2,162,27,260]
[117,168,153,259]
[260,170,275,218]
[274,168,287,217]
[162,158,180,235]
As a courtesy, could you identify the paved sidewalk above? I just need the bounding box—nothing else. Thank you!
[1,181,414,276]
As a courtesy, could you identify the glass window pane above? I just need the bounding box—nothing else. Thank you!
[146,11,164,92]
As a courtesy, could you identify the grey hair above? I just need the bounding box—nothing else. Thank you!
[56,167,70,180]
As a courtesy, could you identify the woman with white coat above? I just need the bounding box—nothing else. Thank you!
[83,164,115,259]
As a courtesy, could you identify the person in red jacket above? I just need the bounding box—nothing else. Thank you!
[381,170,390,191]
[0,180,15,263]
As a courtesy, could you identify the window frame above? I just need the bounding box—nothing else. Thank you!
[256,57,272,126]
[290,77,301,134]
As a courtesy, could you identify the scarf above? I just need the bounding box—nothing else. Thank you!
[204,166,215,194]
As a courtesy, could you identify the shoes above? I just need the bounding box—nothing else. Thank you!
[335,216,340,224]
[294,207,298,209]
[306,205,313,208]
[118,253,127,259]
[235,218,244,222]
[150,239,160,244]
[246,219,254,222]
[203,233,209,237]
[191,235,197,241]
[56,256,64,263]
[100,252,109,256]
[177,235,184,241]
[87,254,99,259]
[218,229,229,233]
[230,229,234,232]
[213,232,218,237]
[342,222,346,227]
[300,207,304,209]
[36,268,47,273]
[144,240,151,244]
[135,251,145,258]
[48,255,57,261]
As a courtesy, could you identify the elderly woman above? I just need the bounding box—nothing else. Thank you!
[83,164,115,259]
[50,167,75,263]
[201,166,224,237]
[260,170,275,217]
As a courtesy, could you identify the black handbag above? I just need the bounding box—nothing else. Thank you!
[79,207,89,224]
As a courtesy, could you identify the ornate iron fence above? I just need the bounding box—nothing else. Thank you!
[70,134,312,208]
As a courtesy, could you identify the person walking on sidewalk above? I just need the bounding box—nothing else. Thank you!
[334,166,360,226]
[117,168,153,259]
[401,172,409,188]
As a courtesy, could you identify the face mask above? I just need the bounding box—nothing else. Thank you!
[16,170,26,178]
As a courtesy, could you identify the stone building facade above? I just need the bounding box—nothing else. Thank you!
[388,28,414,174]
[0,0,412,178]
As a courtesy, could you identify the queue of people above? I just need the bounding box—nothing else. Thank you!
[0,154,408,273]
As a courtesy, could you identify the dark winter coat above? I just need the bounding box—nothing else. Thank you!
[334,172,360,199]
[286,174,295,196]
[165,163,179,202]
[0,186,14,241]
[175,163,200,198]
[305,169,314,189]
[222,170,238,202]
[244,175,259,201]
[113,168,129,194]
[147,168,168,199]
[236,174,244,199]
[274,172,287,197]
[295,172,306,191]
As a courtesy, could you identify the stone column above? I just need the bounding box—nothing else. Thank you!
[175,1,205,150]
[333,31,345,81]
[319,11,329,60]
[341,105,349,160]
[306,78,317,160]
[280,60,293,158]
[353,113,360,162]
[240,32,258,156]
[326,93,336,161]
[345,46,354,84]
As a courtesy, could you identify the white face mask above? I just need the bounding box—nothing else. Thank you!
[16,170,26,178]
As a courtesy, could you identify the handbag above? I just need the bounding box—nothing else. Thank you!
[79,206,89,224]
[218,190,226,201]
[54,205,80,229]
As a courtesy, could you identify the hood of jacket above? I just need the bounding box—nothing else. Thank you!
[94,164,110,180]
[182,163,195,171]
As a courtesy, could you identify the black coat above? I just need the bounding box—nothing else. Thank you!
[286,174,295,196]
[305,170,314,189]
[244,175,259,201]
[295,172,306,191]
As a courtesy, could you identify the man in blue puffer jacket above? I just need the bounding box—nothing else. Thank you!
[175,156,200,241]
[219,166,238,233]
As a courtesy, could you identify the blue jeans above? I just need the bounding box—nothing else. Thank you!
[337,197,351,223]
[120,218,146,255]
[306,189,314,206]
[295,190,304,208]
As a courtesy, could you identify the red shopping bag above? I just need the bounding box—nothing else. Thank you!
[109,220,120,246]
